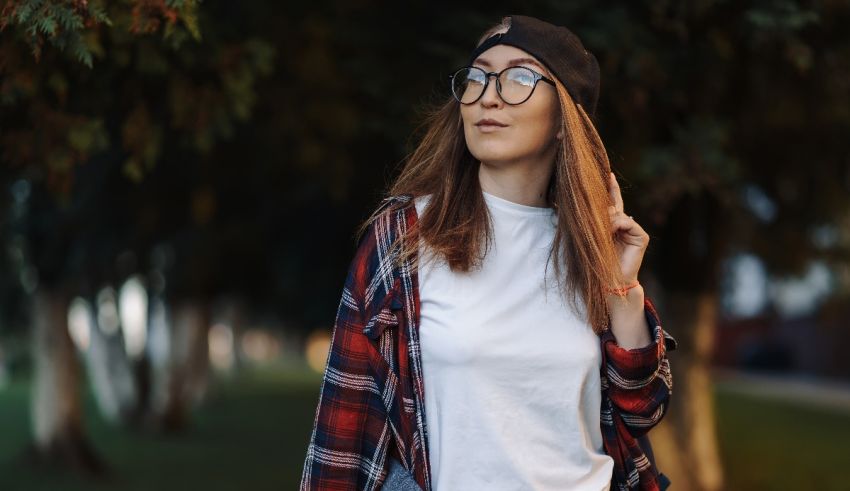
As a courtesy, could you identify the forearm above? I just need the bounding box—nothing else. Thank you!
[606,284,653,350]
[601,287,678,436]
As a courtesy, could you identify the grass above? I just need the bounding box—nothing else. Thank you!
[714,385,850,491]
[0,365,848,490]
[0,363,324,491]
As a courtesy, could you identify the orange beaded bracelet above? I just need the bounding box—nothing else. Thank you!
[604,280,641,297]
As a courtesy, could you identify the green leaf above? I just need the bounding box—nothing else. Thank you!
[38,16,56,36]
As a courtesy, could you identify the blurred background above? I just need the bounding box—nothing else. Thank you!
[1,1,849,490]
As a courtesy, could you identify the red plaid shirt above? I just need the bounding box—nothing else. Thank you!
[301,195,678,490]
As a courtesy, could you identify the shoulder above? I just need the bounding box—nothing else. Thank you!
[379,192,431,221]
[366,193,419,235]
[348,195,414,319]
[352,194,416,265]
[376,193,416,216]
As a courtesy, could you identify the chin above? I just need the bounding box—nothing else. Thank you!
[468,143,519,164]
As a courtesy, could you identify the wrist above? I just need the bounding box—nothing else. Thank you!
[603,279,641,298]
[606,284,652,349]
[606,283,645,310]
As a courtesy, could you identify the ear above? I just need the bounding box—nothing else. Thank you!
[556,130,564,140]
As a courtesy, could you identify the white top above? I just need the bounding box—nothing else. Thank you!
[415,191,614,491]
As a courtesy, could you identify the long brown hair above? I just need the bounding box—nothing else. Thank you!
[356,17,625,334]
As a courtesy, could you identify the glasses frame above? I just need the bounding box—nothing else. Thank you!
[448,65,557,105]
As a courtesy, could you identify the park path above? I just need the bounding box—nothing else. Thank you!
[712,367,850,413]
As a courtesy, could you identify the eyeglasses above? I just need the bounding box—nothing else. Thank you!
[448,65,556,105]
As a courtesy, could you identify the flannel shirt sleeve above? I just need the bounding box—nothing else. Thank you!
[601,295,677,439]
[300,221,392,490]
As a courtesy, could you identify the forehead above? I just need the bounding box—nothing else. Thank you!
[472,44,549,74]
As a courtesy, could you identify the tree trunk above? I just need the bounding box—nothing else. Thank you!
[84,300,138,425]
[150,299,211,432]
[29,287,106,475]
[648,290,725,491]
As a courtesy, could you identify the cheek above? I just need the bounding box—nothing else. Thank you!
[460,106,474,131]
[517,102,559,144]
[459,107,472,134]
[536,96,561,134]
[460,107,488,150]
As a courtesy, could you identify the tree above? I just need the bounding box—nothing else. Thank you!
[1,0,273,472]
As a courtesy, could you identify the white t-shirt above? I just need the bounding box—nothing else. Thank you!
[415,191,614,491]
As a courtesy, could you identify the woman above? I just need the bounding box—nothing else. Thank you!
[301,15,677,491]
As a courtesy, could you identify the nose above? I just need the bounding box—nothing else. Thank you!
[479,74,502,107]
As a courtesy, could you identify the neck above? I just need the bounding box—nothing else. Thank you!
[477,153,555,208]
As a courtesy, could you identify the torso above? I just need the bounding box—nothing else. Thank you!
[414,192,614,490]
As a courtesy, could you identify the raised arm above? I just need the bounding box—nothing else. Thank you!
[600,295,677,439]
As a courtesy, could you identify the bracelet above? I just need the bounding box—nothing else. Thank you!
[604,280,640,297]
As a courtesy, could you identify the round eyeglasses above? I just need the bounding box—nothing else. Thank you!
[449,65,556,105]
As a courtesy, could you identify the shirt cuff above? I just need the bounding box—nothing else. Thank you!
[601,296,677,382]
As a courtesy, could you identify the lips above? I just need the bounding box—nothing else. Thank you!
[475,118,508,127]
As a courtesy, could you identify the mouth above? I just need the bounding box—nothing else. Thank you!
[475,118,508,128]
[475,119,508,133]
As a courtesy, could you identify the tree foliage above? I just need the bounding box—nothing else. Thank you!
[1,0,848,328]
[0,0,274,328]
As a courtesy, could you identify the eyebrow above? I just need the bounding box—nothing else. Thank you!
[473,57,548,73]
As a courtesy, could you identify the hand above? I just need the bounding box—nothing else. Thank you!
[607,172,649,285]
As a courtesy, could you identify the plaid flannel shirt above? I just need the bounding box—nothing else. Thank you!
[301,194,678,491]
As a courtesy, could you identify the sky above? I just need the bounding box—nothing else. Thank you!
[722,253,833,319]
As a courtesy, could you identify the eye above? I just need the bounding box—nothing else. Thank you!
[505,67,536,86]
[466,69,486,84]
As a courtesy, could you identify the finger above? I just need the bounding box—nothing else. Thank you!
[608,207,633,221]
[611,215,632,232]
[608,172,624,213]
[610,215,641,234]
[611,216,649,244]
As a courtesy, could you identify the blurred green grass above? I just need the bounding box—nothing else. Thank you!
[714,383,850,491]
[0,364,324,491]
[1,366,848,490]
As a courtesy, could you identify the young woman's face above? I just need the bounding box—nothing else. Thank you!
[460,44,561,168]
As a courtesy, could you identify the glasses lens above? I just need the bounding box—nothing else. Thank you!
[499,67,536,104]
[452,67,486,104]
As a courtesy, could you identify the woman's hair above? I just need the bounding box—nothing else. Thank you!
[356,17,625,334]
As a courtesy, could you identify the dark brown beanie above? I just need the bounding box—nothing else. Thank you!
[467,15,601,120]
